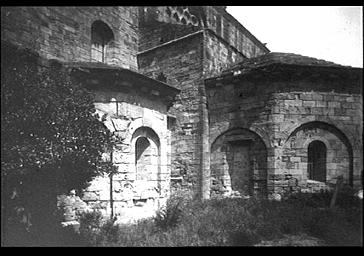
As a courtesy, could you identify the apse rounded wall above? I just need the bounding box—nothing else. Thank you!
[207,78,362,195]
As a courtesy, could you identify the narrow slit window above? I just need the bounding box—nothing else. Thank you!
[308,140,327,182]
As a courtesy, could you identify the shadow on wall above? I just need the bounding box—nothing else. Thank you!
[210,128,268,198]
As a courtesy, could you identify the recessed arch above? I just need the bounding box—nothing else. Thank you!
[210,127,268,197]
[131,126,161,189]
[131,126,160,151]
[210,124,271,150]
[285,121,353,186]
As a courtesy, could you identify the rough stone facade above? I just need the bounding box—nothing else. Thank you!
[68,63,178,222]
[2,6,180,223]
[1,6,139,70]
[138,33,205,191]
[138,7,268,196]
[206,57,362,197]
[2,6,362,223]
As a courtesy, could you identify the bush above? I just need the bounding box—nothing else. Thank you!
[78,210,104,246]
[1,42,114,246]
[72,190,362,247]
[154,196,183,231]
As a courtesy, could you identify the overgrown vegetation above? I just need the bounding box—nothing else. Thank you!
[68,187,362,247]
[1,42,114,246]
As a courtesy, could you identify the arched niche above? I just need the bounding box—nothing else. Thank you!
[131,127,161,192]
[284,121,353,186]
[210,128,268,198]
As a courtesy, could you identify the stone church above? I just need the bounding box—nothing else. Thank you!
[1,6,362,223]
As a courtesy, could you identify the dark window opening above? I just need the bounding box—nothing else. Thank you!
[91,20,114,63]
[135,137,151,180]
[308,140,327,182]
[135,137,150,163]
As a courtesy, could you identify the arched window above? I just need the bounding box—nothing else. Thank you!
[133,127,160,181]
[308,141,327,182]
[91,20,114,63]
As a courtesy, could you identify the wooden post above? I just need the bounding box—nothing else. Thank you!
[109,150,114,219]
[330,175,343,209]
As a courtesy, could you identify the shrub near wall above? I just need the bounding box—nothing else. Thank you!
[1,42,114,246]
[75,187,362,246]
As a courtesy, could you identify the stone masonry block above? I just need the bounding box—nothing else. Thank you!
[285,100,302,107]
[302,100,316,107]
[315,101,327,107]
[328,101,341,108]
[299,94,313,100]
[312,94,323,101]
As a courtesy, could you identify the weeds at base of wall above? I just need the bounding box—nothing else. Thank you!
[3,188,362,246]
[68,187,362,247]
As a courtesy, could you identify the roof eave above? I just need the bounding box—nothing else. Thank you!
[205,63,362,85]
[66,62,180,96]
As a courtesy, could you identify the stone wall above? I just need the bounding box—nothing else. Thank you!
[1,7,139,70]
[203,30,246,78]
[207,77,363,197]
[80,88,171,223]
[204,6,268,58]
[138,20,199,52]
[137,6,269,58]
[138,33,204,192]
[138,27,262,196]
[271,91,362,194]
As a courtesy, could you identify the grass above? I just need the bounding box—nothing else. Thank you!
[4,187,360,246]
[71,187,362,247]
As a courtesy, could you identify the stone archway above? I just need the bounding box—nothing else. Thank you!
[283,121,353,187]
[210,128,268,198]
[131,126,161,198]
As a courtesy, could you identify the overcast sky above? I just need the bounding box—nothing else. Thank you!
[226,6,363,68]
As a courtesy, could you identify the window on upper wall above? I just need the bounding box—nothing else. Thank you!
[91,20,114,63]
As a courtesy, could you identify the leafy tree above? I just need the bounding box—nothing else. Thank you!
[1,42,115,246]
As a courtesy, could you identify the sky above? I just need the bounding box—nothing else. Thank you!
[226,6,363,68]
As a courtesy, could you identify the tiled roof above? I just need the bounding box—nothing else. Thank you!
[219,52,352,77]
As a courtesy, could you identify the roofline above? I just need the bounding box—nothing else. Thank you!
[67,62,180,95]
[205,63,363,83]
[1,40,180,94]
